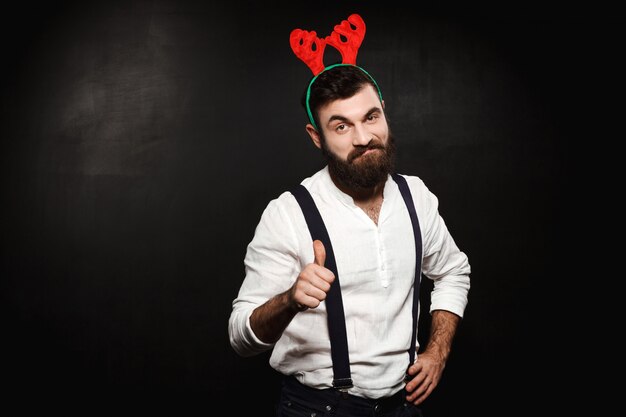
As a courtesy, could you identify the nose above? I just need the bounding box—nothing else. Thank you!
[352,124,371,147]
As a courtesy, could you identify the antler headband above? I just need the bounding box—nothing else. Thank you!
[289,13,383,130]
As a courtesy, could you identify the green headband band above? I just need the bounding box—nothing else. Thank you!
[305,63,383,131]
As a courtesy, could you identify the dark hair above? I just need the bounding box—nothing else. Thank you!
[301,64,382,130]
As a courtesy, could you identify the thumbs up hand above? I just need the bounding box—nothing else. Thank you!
[289,240,335,312]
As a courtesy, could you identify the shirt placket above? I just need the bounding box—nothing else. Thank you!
[377,229,390,288]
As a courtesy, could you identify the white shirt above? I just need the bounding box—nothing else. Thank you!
[228,166,471,399]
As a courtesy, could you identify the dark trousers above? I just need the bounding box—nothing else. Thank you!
[275,376,424,417]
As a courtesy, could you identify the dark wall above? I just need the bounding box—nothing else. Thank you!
[1,1,612,415]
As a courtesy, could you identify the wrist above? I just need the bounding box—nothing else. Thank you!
[283,290,307,313]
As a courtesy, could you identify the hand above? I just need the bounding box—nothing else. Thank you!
[289,240,335,311]
[404,351,445,406]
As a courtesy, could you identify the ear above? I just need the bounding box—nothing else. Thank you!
[305,124,322,149]
[381,99,385,109]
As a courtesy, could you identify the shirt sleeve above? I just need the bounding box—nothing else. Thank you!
[407,176,471,318]
[228,192,304,357]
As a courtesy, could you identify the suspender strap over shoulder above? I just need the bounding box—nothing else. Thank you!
[290,173,422,389]
[391,173,423,368]
[290,184,353,390]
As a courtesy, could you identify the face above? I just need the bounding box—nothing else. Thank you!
[307,85,395,189]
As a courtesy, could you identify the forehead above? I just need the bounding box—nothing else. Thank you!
[318,85,382,122]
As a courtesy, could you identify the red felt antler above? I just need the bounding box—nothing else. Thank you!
[325,14,366,66]
[289,29,327,76]
[290,13,367,75]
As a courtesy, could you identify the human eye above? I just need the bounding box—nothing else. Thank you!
[335,123,349,133]
[366,113,379,123]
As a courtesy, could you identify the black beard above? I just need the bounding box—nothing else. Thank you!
[321,133,396,190]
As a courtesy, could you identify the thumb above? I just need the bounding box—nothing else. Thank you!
[313,240,326,267]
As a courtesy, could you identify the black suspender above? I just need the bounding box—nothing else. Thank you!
[391,173,423,369]
[289,173,423,390]
[290,184,353,390]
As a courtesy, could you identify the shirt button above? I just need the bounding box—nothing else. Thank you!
[374,403,381,412]
[325,405,333,411]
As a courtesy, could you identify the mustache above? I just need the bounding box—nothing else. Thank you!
[348,141,386,163]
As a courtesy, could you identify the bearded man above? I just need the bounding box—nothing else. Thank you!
[229,64,471,417]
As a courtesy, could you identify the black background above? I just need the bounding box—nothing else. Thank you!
[1,1,617,415]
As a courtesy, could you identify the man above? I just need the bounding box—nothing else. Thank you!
[228,63,471,416]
